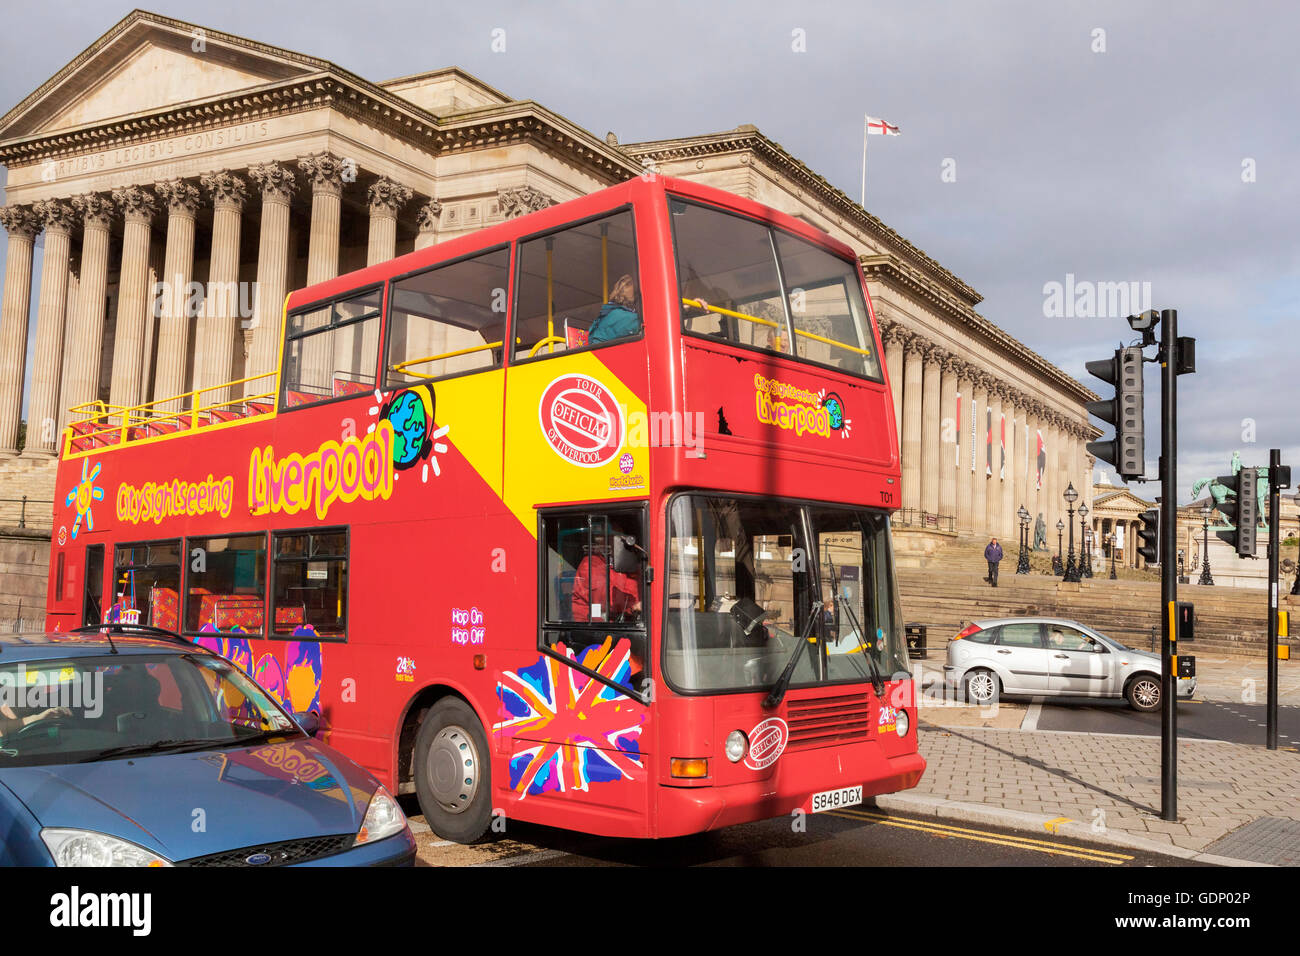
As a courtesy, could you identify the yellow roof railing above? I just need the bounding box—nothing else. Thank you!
[63,370,279,457]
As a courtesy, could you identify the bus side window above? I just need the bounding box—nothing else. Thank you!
[282,288,383,409]
[386,247,511,388]
[540,511,646,693]
[514,210,640,361]
[271,529,349,640]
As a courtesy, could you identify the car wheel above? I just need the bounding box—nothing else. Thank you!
[962,669,1000,706]
[413,697,492,844]
[1126,675,1161,712]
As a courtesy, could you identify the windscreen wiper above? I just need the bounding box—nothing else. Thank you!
[763,600,822,709]
[826,556,886,698]
[89,738,224,761]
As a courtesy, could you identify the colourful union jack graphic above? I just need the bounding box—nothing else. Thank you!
[495,637,645,797]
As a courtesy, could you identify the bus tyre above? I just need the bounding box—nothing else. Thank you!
[1126,675,1161,713]
[414,697,492,844]
[962,669,999,706]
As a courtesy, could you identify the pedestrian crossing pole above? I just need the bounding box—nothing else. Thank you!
[1159,309,1179,821]
[1266,447,1290,751]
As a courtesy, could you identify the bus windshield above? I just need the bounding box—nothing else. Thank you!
[670,196,881,380]
[664,495,908,693]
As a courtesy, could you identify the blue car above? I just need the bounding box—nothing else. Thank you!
[0,625,415,866]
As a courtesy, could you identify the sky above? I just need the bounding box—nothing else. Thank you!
[1,0,1296,503]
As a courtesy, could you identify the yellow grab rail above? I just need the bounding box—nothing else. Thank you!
[391,340,504,375]
[680,297,873,358]
[527,335,566,358]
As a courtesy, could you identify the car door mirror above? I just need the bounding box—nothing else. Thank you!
[295,711,321,737]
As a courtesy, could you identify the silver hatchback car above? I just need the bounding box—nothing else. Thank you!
[943,617,1196,712]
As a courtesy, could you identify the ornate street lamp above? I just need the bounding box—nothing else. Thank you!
[1079,503,1092,578]
[1198,501,1215,586]
[1063,482,1080,582]
[1016,505,1031,574]
[1054,518,1065,575]
[1109,532,1118,579]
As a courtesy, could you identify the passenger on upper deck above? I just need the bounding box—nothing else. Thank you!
[587,274,641,345]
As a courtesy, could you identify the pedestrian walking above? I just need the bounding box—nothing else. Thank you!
[984,537,1004,587]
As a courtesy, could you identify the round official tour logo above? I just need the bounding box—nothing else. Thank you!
[744,717,789,770]
[538,374,625,468]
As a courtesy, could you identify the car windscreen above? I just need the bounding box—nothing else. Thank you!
[0,653,300,767]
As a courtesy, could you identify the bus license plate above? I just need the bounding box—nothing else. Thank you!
[810,785,863,813]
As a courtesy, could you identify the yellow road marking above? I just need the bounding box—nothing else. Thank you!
[830,808,1134,864]
[1043,816,1073,833]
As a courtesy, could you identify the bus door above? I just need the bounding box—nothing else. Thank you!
[494,506,651,824]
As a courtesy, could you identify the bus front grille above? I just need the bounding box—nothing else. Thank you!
[785,692,872,749]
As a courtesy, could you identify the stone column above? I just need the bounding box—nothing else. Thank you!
[971,374,989,537]
[151,180,201,411]
[64,194,116,420]
[1023,402,1041,540]
[24,201,77,455]
[367,178,412,266]
[299,153,346,285]
[986,384,1004,538]
[0,206,40,455]
[415,200,442,251]
[298,154,347,391]
[196,171,247,406]
[247,162,297,394]
[1046,414,1062,536]
[1004,392,1020,541]
[939,355,959,523]
[955,363,974,534]
[881,320,904,447]
[919,345,942,516]
[107,187,157,411]
[900,333,924,514]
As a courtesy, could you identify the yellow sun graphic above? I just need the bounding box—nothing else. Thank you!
[63,459,104,539]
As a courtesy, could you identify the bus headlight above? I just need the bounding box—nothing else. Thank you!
[725,730,748,763]
[895,710,909,737]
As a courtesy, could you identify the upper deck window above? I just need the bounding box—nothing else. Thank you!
[513,209,641,360]
[386,246,511,388]
[669,197,881,381]
[282,288,383,409]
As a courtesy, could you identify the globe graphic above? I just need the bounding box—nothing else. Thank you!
[387,390,429,466]
[824,396,844,430]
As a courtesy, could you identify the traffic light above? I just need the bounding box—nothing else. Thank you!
[1137,508,1160,565]
[1085,346,1145,481]
[1215,467,1259,557]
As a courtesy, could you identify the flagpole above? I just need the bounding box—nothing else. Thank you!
[861,115,868,206]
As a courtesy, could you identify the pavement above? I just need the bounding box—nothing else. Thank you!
[896,650,1300,866]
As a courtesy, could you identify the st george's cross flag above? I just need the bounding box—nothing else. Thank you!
[865,116,901,136]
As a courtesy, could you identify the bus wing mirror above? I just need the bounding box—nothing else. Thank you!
[612,534,643,575]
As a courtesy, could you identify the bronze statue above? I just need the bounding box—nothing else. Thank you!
[1190,451,1268,527]
[1033,512,1048,551]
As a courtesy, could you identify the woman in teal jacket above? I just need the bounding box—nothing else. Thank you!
[588,274,641,344]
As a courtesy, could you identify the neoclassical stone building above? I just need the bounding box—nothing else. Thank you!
[0,9,1099,547]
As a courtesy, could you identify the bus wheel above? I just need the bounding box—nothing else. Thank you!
[413,697,492,844]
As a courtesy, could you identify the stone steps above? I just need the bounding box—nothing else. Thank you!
[0,456,59,529]
[897,566,1295,658]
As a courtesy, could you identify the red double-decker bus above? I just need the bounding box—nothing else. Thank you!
[46,174,923,841]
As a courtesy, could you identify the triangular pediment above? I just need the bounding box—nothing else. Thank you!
[1092,487,1154,513]
[0,11,326,140]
